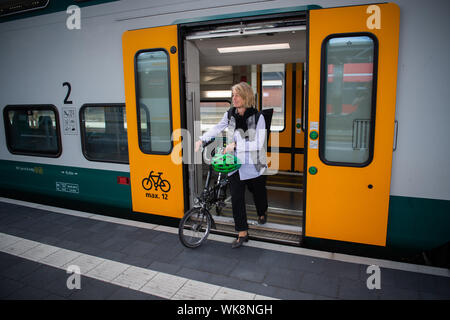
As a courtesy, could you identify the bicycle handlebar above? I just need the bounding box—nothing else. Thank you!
[202,138,215,149]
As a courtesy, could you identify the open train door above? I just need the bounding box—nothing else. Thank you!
[305,4,400,246]
[122,25,185,218]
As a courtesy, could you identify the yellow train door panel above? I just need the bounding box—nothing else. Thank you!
[122,25,184,218]
[267,63,305,172]
[306,4,400,246]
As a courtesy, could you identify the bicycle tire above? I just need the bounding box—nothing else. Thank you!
[178,207,211,248]
[142,177,153,191]
[159,179,171,193]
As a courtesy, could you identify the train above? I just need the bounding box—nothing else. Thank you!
[1,0,449,266]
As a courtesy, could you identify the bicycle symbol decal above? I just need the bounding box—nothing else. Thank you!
[142,171,171,193]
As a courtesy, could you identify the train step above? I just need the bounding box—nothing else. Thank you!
[211,215,302,245]
[202,170,304,191]
[219,204,303,224]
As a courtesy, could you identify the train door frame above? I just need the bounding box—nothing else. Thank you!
[178,9,309,238]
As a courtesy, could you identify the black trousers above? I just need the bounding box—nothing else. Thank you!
[229,172,268,232]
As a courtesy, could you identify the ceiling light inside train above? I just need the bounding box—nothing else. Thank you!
[217,43,290,53]
[205,90,232,98]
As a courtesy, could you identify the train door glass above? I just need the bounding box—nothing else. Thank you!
[135,50,172,153]
[199,100,231,134]
[122,25,185,218]
[262,63,285,132]
[305,4,400,246]
[321,35,376,165]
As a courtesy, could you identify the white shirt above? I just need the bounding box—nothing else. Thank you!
[200,111,266,180]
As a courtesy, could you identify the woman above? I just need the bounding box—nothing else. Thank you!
[195,82,268,248]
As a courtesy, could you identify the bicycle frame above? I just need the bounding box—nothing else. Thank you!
[194,143,230,230]
[178,140,229,248]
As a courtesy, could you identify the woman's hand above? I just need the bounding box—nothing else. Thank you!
[195,140,203,152]
[224,142,236,154]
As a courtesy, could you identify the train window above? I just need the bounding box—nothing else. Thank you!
[200,100,231,135]
[135,49,172,154]
[80,104,128,163]
[319,34,378,166]
[262,64,285,131]
[3,105,61,157]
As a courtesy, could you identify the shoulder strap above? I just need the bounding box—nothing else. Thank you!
[227,107,234,121]
[257,108,273,139]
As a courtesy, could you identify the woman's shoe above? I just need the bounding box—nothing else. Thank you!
[258,214,267,225]
[231,234,249,248]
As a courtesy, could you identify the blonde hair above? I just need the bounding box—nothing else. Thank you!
[231,82,255,109]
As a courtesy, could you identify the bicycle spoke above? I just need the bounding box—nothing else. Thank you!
[179,208,211,248]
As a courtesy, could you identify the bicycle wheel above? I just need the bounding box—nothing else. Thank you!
[142,177,152,190]
[178,207,211,248]
[159,179,171,193]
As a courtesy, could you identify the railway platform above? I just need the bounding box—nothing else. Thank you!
[0,197,449,302]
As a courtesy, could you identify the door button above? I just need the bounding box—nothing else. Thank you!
[309,131,319,140]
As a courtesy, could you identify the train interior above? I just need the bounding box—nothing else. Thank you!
[183,17,307,243]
